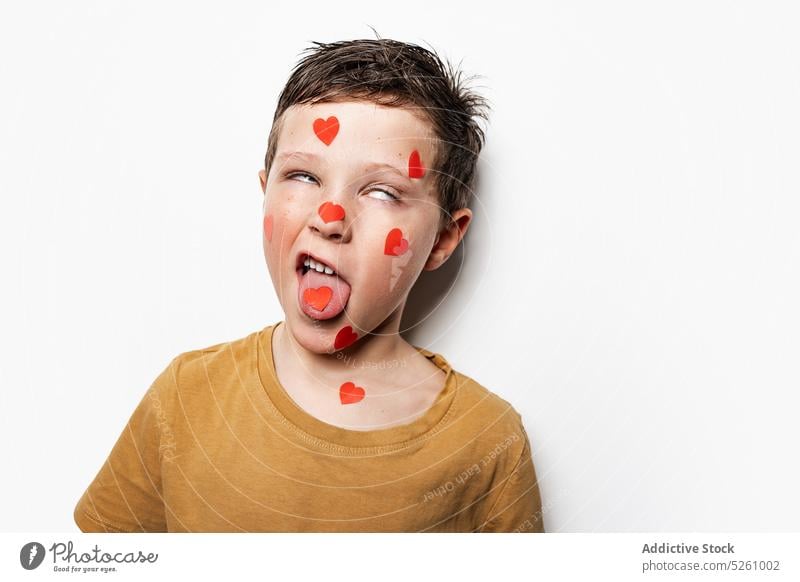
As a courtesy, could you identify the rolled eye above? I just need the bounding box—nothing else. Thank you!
[367,188,399,202]
[288,172,317,184]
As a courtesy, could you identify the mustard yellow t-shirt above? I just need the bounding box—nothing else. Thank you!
[73,323,545,533]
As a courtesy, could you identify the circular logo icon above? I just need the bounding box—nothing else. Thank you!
[20,542,46,570]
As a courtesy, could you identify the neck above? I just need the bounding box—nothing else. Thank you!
[273,307,412,388]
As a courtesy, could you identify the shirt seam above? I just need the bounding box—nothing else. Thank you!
[257,378,460,455]
[476,433,528,532]
[253,327,462,455]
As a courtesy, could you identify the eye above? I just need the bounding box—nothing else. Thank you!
[366,187,400,202]
[286,171,318,185]
[286,171,399,202]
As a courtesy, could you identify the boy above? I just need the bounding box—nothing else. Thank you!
[74,37,545,533]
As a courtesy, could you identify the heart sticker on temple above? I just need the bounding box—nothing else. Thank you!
[313,116,340,146]
[334,326,358,350]
[384,228,409,256]
[318,201,345,223]
[408,149,425,179]
[263,214,273,242]
[303,286,333,311]
[339,381,365,405]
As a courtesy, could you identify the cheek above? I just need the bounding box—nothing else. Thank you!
[263,214,274,242]
[262,206,293,269]
[262,192,301,248]
[362,224,431,296]
[383,227,410,257]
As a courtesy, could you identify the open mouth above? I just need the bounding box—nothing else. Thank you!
[295,252,352,321]
[301,255,337,276]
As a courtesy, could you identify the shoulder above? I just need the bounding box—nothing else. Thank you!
[168,325,267,380]
[149,325,270,406]
[446,365,533,466]
[452,367,525,428]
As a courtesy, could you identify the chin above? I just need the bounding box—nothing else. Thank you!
[284,310,341,354]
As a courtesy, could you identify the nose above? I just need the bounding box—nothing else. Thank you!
[309,200,351,242]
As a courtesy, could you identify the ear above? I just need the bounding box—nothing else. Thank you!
[424,208,472,271]
[258,169,267,194]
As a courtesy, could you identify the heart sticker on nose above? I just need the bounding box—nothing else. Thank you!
[339,381,365,405]
[318,201,345,223]
[334,326,358,350]
[313,116,340,146]
[263,214,274,242]
[408,150,426,179]
[384,228,409,256]
[303,286,333,311]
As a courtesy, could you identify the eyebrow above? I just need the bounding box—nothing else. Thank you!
[275,150,412,184]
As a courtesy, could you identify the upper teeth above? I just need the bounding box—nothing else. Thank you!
[304,257,335,275]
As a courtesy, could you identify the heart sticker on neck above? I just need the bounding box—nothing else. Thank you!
[408,150,425,179]
[384,228,409,256]
[263,214,274,242]
[339,381,365,405]
[334,326,358,350]
[318,201,345,223]
[313,116,340,146]
[303,286,333,311]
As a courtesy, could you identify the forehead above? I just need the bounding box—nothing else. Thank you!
[275,100,437,166]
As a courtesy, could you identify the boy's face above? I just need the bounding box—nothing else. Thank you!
[259,100,469,354]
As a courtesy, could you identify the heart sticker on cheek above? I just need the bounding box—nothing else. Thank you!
[303,286,333,311]
[408,149,426,179]
[318,201,345,223]
[334,326,358,350]
[384,228,409,256]
[263,214,274,242]
[313,116,340,146]
[339,381,365,405]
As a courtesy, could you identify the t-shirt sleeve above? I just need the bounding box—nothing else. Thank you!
[73,358,177,532]
[478,426,546,533]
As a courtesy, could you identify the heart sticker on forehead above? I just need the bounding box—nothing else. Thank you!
[408,149,426,179]
[303,286,333,311]
[334,326,358,350]
[313,116,340,146]
[318,201,345,223]
[339,381,365,405]
[384,228,409,256]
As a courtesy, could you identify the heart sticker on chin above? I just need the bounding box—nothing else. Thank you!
[384,228,409,256]
[303,286,333,311]
[313,116,340,146]
[263,214,274,242]
[318,201,345,223]
[339,381,365,405]
[408,149,426,179]
[334,326,358,350]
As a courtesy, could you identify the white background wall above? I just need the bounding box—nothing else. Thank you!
[1,0,798,532]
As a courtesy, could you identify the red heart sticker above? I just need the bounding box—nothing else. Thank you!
[334,326,358,350]
[263,214,273,242]
[313,116,340,146]
[339,381,365,405]
[408,149,426,179]
[384,228,409,256]
[303,286,333,311]
[318,201,345,223]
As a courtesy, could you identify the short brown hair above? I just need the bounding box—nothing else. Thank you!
[264,34,491,225]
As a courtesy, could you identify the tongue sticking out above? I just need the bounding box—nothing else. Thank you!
[298,268,351,320]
